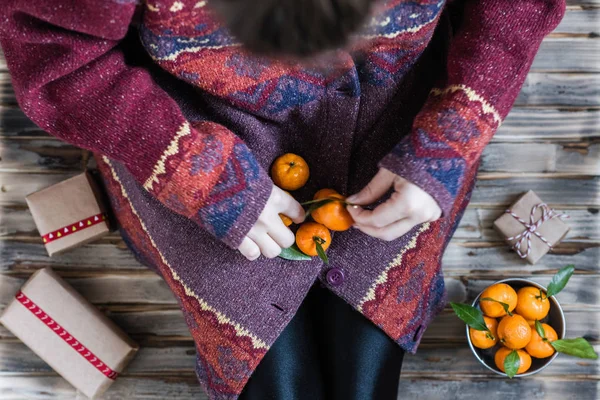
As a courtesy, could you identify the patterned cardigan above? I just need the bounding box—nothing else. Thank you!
[1,0,564,398]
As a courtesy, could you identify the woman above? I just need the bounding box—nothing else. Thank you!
[0,0,564,398]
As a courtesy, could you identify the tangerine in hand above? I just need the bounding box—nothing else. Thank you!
[469,316,498,349]
[497,314,532,350]
[525,323,558,358]
[479,283,518,318]
[515,286,550,321]
[311,189,354,231]
[271,153,310,191]
[296,222,331,256]
[495,347,532,375]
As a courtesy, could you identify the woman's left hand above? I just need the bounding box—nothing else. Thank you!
[346,168,442,241]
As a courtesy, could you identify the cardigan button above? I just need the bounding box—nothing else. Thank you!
[326,268,345,287]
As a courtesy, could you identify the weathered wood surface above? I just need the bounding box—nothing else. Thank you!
[2,139,599,175]
[2,106,598,142]
[1,5,599,399]
[2,173,600,207]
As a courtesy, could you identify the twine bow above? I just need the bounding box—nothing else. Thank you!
[505,203,568,259]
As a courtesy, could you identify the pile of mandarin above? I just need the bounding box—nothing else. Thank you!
[470,283,558,375]
[271,153,354,257]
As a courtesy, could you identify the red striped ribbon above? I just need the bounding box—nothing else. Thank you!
[15,290,118,380]
[42,213,107,244]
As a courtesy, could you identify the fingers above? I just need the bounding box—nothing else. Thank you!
[277,190,305,224]
[248,229,283,259]
[346,168,395,206]
[238,237,261,261]
[268,217,296,249]
[347,192,409,228]
[355,218,417,242]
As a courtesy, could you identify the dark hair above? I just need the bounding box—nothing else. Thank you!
[212,0,373,58]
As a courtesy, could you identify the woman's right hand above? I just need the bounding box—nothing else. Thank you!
[237,186,305,260]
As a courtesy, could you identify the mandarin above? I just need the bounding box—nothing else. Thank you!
[525,323,558,358]
[311,189,354,231]
[280,214,293,227]
[271,153,310,191]
[495,347,532,375]
[497,314,532,350]
[480,283,518,318]
[515,286,550,321]
[296,222,331,256]
[469,316,499,349]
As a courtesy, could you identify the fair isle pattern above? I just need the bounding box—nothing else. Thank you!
[103,156,267,350]
[138,0,442,113]
[143,121,191,191]
[357,222,431,312]
[360,0,444,39]
[431,85,502,125]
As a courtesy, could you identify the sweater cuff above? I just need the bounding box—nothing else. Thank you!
[144,122,273,249]
[378,147,461,218]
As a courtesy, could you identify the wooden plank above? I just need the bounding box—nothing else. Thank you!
[396,378,599,400]
[0,241,146,272]
[532,38,600,72]
[515,73,600,107]
[0,139,85,172]
[0,239,597,274]
[1,341,597,378]
[470,176,600,207]
[441,243,600,275]
[554,8,600,36]
[2,139,598,174]
[1,375,598,400]
[13,205,597,242]
[0,307,595,346]
[479,143,600,174]
[497,109,600,142]
[0,274,177,306]
[454,208,600,241]
[0,343,196,375]
[0,377,207,400]
[0,106,47,138]
[2,107,599,144]
[0,274,595,312]
[3,173,599,208]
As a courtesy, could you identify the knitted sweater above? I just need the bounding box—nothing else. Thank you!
[1,0,564,398]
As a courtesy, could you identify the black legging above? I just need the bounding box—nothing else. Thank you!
[239,282,405,400]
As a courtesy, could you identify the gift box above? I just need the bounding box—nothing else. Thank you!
[0,268,138,398]
[26,172,110,256]
[493,190,570,264]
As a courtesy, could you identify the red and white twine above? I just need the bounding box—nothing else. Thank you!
[504,203,568,259]
[15,290,118,380]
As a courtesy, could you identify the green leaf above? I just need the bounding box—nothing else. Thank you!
[551,338,599,359]
[315,240,329,264]
[278,244,312,261]
[504,350,521,378]
[535,320,547,340]
[480,297,513,316]
[546,265,575,298]
[449,302,488,332]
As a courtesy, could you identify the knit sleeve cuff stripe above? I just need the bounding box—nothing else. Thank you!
[431,84,502,126]
[143,121,192,191]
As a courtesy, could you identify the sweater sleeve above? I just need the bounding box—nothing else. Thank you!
[0,0,273,249]
[378,0,566,216]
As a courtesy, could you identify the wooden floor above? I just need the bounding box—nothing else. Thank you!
[1,3,599,399]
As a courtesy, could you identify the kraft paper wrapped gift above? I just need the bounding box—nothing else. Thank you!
[493,190,570,264]
[26,172,110,256]
[0,268,138,399]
